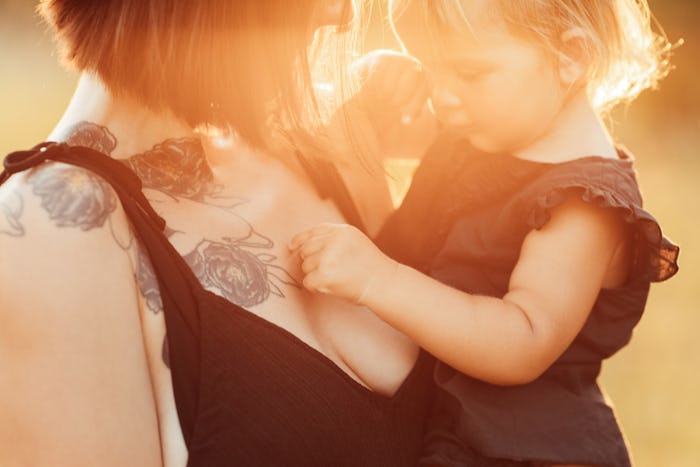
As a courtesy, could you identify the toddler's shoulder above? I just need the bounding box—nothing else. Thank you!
[521,152,678,283]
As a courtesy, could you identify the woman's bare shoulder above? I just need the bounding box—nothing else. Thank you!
[0,161,140,316]
[0,161,164,466]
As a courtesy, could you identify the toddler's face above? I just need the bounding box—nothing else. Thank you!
[393,1,568,154]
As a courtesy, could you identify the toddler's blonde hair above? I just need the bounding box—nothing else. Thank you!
[392,0,674,112]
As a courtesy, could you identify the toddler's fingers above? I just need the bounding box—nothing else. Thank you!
[297,232,338,261]
[390,62,425,103]
[358,51,414,98]
[350,51,381,81]
[289,224,336,250]
[302,270,332,295]
[299,252,322,275]
[353,49,398,73]
[401,85,431,124]
[289,229,313,251]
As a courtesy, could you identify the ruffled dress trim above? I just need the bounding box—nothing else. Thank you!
[523,154,679,283]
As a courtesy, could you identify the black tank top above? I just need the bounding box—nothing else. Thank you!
[2,142,435,466]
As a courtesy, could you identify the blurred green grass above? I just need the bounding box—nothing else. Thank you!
[1,0,698,465]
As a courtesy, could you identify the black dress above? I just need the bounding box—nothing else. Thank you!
[1,142,435,467]
[377,135,679,467]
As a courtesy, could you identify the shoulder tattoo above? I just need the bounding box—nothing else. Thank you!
[0,190,25,237]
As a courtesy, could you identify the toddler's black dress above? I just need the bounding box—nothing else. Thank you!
[378,135,679,467]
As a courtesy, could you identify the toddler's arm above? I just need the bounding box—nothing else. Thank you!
[290,197,628,385]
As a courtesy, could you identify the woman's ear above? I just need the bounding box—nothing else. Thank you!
[312,0,355,28]
[557,27,590,87]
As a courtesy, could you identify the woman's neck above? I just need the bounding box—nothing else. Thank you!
[514,90,618,163]
[49,73,199,159]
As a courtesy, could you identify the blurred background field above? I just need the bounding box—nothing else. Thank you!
[1,0,698,465]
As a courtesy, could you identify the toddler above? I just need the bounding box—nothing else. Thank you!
[291,1,679,465]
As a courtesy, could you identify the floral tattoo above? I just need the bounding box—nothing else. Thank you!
[184,238,297,308]
[125,138,222,200]
[0,190,25,236]
[1,121,301,367]
[28,165,118,230]
[66,121,117,154]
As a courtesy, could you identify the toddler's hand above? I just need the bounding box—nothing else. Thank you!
[289,223,396,304]
[322,50,436,160]
[351,49,431,135]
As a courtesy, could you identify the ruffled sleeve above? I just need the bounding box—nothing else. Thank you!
[522,156,679,283]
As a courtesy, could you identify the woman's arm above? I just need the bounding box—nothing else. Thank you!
[0,167,163,466]
[291,197,628,385]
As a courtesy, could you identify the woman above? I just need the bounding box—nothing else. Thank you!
[0,1,434,465]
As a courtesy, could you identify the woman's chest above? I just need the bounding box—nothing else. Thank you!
[145,174,417,396]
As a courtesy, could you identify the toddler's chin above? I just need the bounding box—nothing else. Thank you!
[462,133,503,154]
[436,120,506,154]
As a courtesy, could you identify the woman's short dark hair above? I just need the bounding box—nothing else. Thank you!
[39,0,358,149]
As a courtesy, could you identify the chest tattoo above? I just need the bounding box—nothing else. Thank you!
[2,121,300,368]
